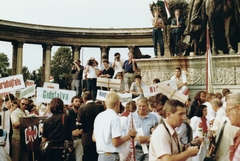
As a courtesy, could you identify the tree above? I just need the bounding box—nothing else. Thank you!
[22,66,31,82]
[51,47,72,89]
[0,52,10,77]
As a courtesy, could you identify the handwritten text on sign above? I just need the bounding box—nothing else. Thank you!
[0,74,25,93]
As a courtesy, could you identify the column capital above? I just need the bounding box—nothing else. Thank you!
[72,45,81,52]
[42,43,53,50]
[100,46,110,53]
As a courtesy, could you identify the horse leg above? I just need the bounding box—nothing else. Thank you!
[209,21,218,55]
[224,16,236,54]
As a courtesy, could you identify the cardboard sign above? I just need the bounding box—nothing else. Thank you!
[96,90,132,103]
[97,78,121,89]
[43,82,59,90]
[25,80,35,87]
[162,79,178,90]
[143,82,188,103]
[18,85,36,99]
[0,74,25,94]
[20,117,46,152]
[36,87,76,104]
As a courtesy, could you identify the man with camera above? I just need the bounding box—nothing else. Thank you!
[112,52,123,78]
[84,59,99,100]
[71,59,84,96]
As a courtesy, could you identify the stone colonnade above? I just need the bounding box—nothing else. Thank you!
[10,41,135,83]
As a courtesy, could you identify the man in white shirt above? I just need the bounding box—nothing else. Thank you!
[211,98,226,131]
[170,67,188,95]
[149,99,199,161]
[93,92,136,161]
[130,75,146,98]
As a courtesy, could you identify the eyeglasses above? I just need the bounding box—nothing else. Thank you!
[21,103,28,106]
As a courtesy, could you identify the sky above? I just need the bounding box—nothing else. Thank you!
[0,0,155,72]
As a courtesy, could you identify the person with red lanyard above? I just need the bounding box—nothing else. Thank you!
[190,104,209,161]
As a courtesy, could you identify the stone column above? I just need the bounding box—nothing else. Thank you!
[16,42,24,74]
[42,44,52,83]
[11,41,18,75]
[72,45,81,61]
[100,46,110,62]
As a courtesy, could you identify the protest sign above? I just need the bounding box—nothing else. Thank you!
[142,82,188,103]
[97,78,121,89]
[20,117,46,152]
[17,84,36,99]
[43,82,59,90]
[0,74,25,93]
[25,80,35,86]
[96,90,132,103]
[36,87,76,104]
[162,79,178,90]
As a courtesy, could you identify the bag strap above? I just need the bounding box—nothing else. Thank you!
[62,114,65,127]
[212,120,227,156]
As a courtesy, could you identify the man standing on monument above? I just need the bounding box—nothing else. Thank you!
[71,59,84,96]
[152,9,165,58]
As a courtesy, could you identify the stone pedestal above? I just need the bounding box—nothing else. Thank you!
[135,55,240,98]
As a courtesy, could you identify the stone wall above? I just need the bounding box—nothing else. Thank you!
[135,55,240,98]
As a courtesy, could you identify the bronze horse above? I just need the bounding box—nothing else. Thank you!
[206,0,239,54]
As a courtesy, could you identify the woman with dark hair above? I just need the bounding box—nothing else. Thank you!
[190,104,209,161]
[41,98,81,161]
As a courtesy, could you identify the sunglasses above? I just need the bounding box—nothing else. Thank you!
[21,103,28,106]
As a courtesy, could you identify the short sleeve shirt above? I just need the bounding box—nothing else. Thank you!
[94,109,122,153]
[149,121,183,160]
[11,108,27,139]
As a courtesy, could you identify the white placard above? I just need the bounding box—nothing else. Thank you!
[97,78,121,89]
[43,82,59,90]
[36,87,76,104]
[162,79,178,90]
[19,84,36,98]
[96,90,132,103]
[25,79,35,86]
[0,74,25,93]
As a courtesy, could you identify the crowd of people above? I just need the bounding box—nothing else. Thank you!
[0,82,239,161]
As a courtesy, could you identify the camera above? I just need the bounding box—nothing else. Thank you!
[87,59,94,66]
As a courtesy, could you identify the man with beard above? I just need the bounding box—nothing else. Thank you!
[68,96,84,161]
[187,90,206,119]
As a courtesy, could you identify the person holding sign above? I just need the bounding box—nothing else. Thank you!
[170,67,188,95]
[130,97,159,161]
[11,98,29,161]
[130,75,146,98]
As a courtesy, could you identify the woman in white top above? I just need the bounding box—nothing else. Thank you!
[190,104,209,161]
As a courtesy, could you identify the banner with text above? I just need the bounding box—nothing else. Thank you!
[19,84,36,99]
[36,87,76,104]
[20,117,46,152]
[0,74,25,94]
[43,82,59,90]
[96,90,132,103]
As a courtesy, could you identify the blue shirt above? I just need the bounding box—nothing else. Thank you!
[132,111,158,146]
[122,60,137,73]
[171,17,184,34]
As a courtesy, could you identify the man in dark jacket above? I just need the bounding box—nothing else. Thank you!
[77,91,105,161]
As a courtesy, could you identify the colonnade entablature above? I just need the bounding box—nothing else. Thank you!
[0,19,154,82]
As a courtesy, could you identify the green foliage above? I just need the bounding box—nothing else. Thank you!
[51,47,73,89]
[22,66,31,82]
[0,52,10,77]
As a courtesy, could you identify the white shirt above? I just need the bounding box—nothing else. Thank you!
[86,66,97,78]
[203,101,216,122]
[211,107,226,131]
[170,73,187,90]
[94,108,122,153]
[149,120,183,161]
